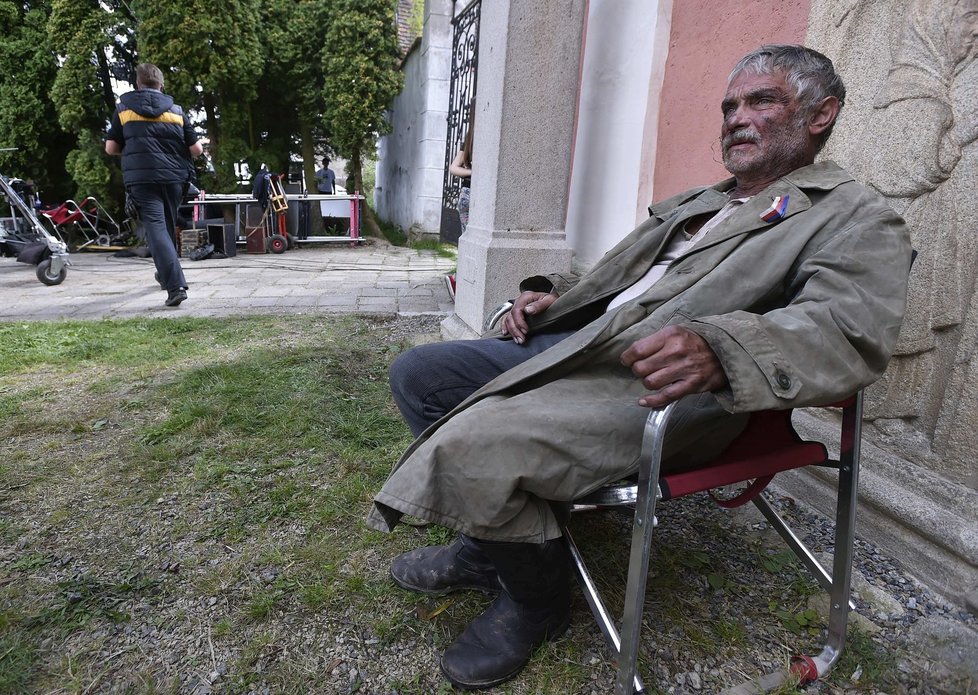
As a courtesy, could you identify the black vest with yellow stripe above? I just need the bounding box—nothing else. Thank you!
[111,89,195,185]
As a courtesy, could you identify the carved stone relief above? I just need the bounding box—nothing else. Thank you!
[816,0,978,487]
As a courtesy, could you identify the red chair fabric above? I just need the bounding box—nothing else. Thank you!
[658,409,828,503]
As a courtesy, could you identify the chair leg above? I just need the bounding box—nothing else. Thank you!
[751,494,855,610]
[767,395,863,683]
[804,393,861,679]
[564,528,644,694]
[614,403,676,695]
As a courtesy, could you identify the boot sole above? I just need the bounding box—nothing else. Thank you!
[389,568,500,596]
[438,614,572,690]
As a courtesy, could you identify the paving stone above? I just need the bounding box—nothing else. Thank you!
[0,245,455,321]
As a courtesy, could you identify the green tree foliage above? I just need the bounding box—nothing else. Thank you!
[252,0,333,189]
[250,0,302,176]
[133,0,263,189]
[408,0,424,44]
[2,0,406,221]
[0,0,76,202]
[47,0,136,206]
[65,131,115,202]
[322,0,403,200]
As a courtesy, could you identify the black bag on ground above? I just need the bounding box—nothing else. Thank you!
[188,243,214,261]
[16,242,50,265]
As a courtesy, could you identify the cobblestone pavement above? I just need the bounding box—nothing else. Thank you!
[0,240,456,321]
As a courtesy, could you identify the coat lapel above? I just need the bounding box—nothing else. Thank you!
[681,180,812,257]
[677,161,854,257]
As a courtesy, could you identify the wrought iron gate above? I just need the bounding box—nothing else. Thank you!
[440,0,481,244]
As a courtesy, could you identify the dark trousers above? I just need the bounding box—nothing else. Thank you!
[389,331,576,437]
[128,182,187,291]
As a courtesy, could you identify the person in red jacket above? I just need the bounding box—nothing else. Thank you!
[106,63,203,307]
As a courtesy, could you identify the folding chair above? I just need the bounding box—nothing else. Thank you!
[565,395,864,694]
[41,197,124,249]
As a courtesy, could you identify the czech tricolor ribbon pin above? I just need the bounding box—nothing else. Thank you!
[760,195,789,222]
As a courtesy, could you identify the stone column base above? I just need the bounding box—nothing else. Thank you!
[442,224,573,339]
[440,313,479,341]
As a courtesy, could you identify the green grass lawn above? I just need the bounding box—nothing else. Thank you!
[0,316,908,694]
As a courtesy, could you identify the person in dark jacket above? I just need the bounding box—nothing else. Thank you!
[106,63,203,307]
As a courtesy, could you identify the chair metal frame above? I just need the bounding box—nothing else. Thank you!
[41,196,124,249]
[564,394,863,694]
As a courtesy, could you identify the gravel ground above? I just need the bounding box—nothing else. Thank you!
[723,494,978,695]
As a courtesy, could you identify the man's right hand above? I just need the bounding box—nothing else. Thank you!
[500,291,557,344]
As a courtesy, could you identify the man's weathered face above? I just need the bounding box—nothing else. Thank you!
[720,70,811,178]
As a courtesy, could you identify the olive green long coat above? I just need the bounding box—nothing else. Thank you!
[368,162,913,542]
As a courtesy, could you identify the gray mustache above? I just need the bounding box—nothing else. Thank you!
[722,129,760,149]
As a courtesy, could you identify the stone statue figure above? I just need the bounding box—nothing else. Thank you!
[852,0,978,484]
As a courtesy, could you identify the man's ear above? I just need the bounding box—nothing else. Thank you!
[809,96,840,137]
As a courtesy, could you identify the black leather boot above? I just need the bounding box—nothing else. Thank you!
[439,538,572,690]
[390,534,502,596]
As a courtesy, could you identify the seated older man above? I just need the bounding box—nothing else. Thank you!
[368,44,912,690]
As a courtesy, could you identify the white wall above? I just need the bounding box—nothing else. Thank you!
[375,0,452,233]
[564,0,672,269]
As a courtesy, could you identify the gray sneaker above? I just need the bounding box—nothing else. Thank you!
[165,289,187,307]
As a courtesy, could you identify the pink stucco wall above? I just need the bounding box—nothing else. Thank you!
[653,1,810,199]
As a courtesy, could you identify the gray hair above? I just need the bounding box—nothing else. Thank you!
[729,45,846,148]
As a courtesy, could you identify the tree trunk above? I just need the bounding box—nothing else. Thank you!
[247,102,256,151]
[95,47,116,116]
[360,196,384,240]
[350,146,383,240]
[350,147,362,195]
[203,94,220,148]
[202,93,220,185]
[300,123,316,194]
[299,122,324,235]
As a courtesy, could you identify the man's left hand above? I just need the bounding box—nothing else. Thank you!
[620,326,728,408]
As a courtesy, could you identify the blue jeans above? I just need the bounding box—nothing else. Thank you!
[389,331,576,437]
[128,182,187,291]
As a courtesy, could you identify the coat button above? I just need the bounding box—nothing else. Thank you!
[776,372,791,389]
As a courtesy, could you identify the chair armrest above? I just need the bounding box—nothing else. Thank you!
[483,300,514,332]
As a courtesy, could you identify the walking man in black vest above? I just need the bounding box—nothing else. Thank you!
[106,63,203,307]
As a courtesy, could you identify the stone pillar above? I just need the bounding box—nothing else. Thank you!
[564,0,673,269]
[416,0,454,234]
[442,0,585,339]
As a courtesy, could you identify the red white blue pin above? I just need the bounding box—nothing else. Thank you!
[760,195,789,222]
